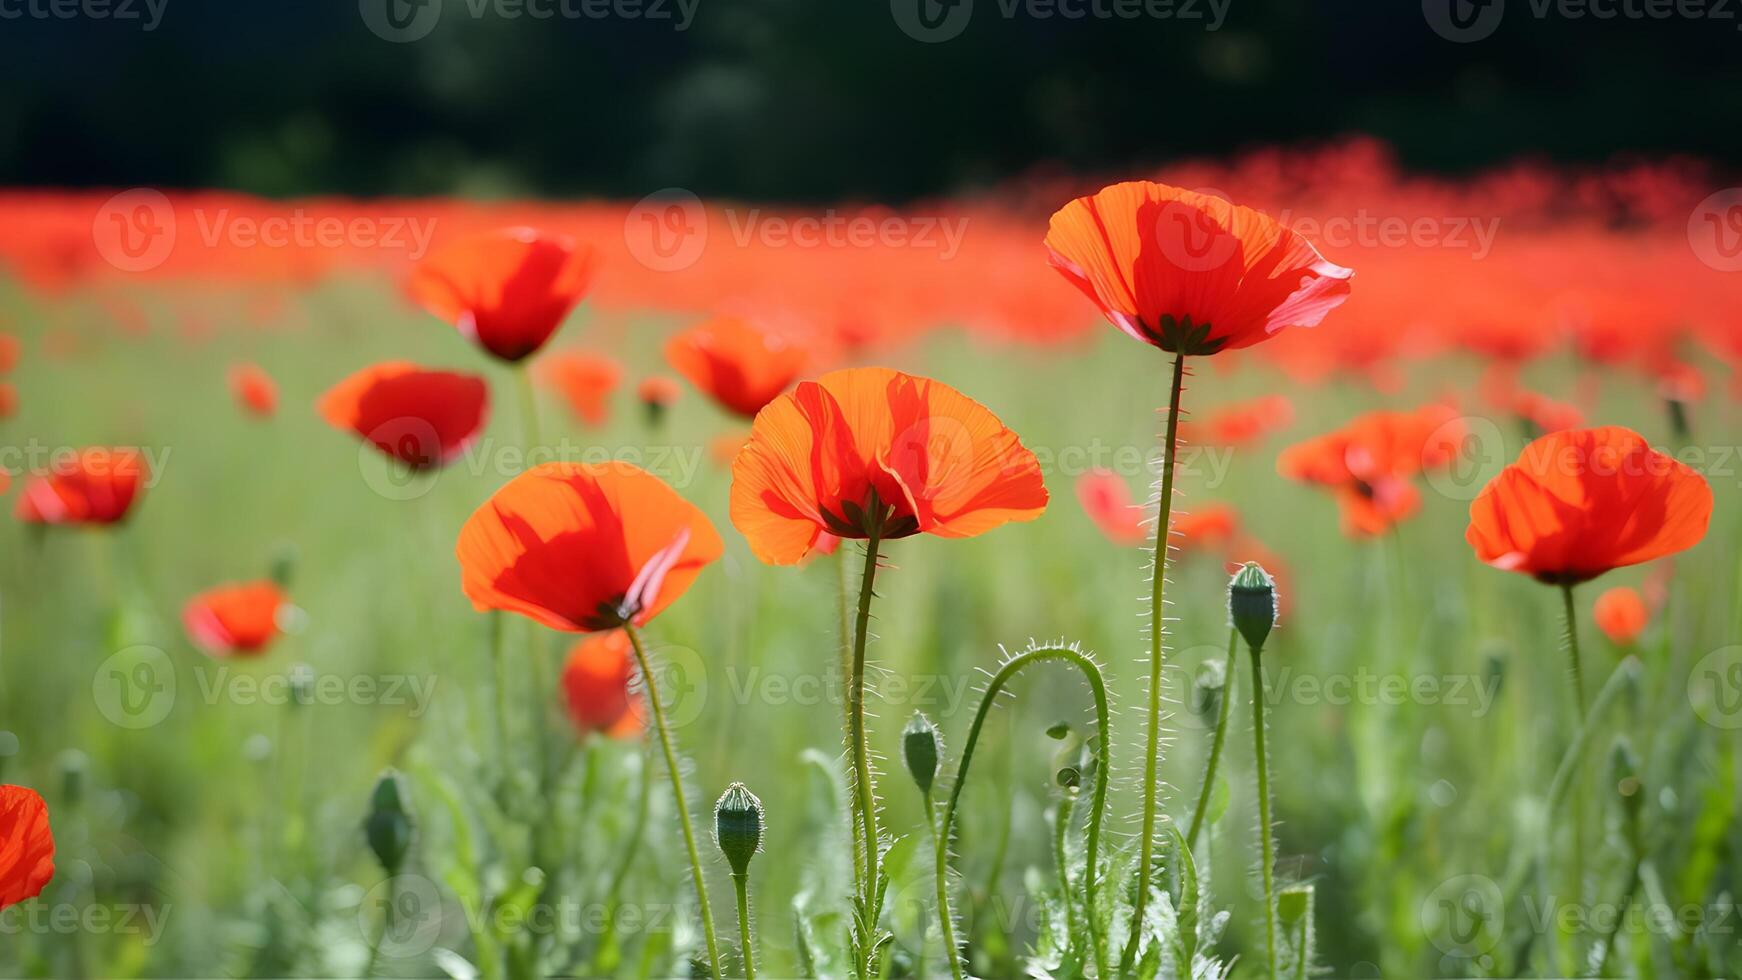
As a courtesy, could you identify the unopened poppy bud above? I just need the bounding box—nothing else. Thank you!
[1229,561,1277,651]
[903,712,941,797]
[364,769,413,874]
[714,782,763,877]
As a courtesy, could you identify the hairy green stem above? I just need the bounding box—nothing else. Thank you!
[622,624,722,978]
[1560,583,1586,720]
[1250,643,1279,980]
[1130,351,1187,963]
[837,545,866,909]
[848,528,885,976]
[733,872,756,980]
[1186,627,1238,850]
[1052,791,1081,946]
[936,645,1110,979]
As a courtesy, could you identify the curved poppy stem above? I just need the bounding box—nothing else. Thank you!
[1249,640,1280,980]
[848,528,884,973]
[1128,350,1187,964]
[936,644,1110,980]
[622,623,722,978]
[1185,627,1238,851]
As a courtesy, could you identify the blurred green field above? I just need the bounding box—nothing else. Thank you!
[0,279,1737,978]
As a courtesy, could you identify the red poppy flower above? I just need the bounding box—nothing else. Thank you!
[538,351,621,426]
[408,227,600,362]
[1044,181,1352,355]
[456,461,722,632]
[664,316,807,418]
[1467,427,1712,584]
[183,581,287,657]
[318,362,488,470]
[0,785,54,910]
[560,630,643,738]
[730,367,1048,565]
[1075,468,1147,547]
[1512,390,1584,434]
[1278,407,1457,538]
[0,383,14,420]
[1179,394,1295,447]
[1655,361,1705,403]
[1174,502,1240,554]
[1592,587,1648,645]
[638,376,681,407]
[229,363,278,418]
[14,448,147,526]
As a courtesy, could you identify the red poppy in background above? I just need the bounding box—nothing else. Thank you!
[1174,502,1240,554]
[0,333,17,374]
[408,227,600,362]
[1044,180,1352,354]
[457,461,722,632]
[731,367,1047,565]
[318,362,488,470]
[1467,427,1711,584]
[638,375,681,408]
[1179,394,1295,447]
[14,448,147,526]
[539,350,621,426]
[0,383,14,420]
[229,362,278,418]
[1075,468,1147,547]
[1278,406,1458,538]
[1592,586,1649,645]
[183,581,287,657]
[560,631,643,738]
[1511,390,1584,435]
[664,316,807,418]
[0,785,54,911]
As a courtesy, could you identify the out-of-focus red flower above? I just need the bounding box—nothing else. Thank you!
[1467,427,1711,584]
[638,376,681,407]
[664,316,808,418]
[229,362,278,418]
[1075,468,1147,547]
[1655,360,1706,403]
[1592,587,1649,645]
[183,581,287,657]
[0,785,54,910]
[1174,502,1240,554]
[1044,180,1352,355]
[14,448,147,526]
[561,631,643,738]
[456,461,722,632]
[0,383,15,420]
[408,227,599,362]
[318,362,488,470]
[538,350,621,427]
[0,334,18,374]
[1511,390,1584,434]
[1179,395,1295,447]
[1278,406,1458,538]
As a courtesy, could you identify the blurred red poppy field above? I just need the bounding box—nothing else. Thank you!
[1,9,1741,979]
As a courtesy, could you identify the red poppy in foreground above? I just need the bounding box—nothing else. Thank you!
[0,785,54,910]
[1593,586,1649,645]
[664,316,807,418]
[561,631,643,738]
[1467,427,1712,584]
[538,350,621,426]
[457,461,722,631]
[730,367,1047,565]
[408,227,600,362]
[14,448,147,526]
[229,362,278,418]
[1044,180,1352,355]
[183,581,288,657]
[318,362,488,470]
[1075,468,1147,546]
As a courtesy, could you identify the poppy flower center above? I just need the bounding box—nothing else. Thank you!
[1149,314,1228,356]
[819,489,921,541]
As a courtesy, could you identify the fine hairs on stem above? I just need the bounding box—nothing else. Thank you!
[847,520,886,975]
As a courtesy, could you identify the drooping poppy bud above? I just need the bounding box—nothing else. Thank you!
[364,769,413,875]
[714,782,763,877]
[1229,561,1277,652]
[902,712,941,798]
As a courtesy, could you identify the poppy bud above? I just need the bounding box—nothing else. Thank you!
[714,782,763,877]
[364,769,413,875]
[1229,561,1277,651]
[902,712,941,797]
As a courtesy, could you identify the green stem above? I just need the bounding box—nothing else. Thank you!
[734,873,756,980]
[363,875,396,978]
[1561,583,1586,720]
[622,624,722,978]
[490,611,514,806]
[1052,792,1080,947]
[837,545,866,908]
[848,527,884,974]
[1186,627,1238,851]
[1250,643,1279,980]
[516,363,543,458]
[1559,581,1588,968]
[936,645,1110,980]
[1129,351,1187,964]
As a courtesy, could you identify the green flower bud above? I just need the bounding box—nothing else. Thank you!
[902,712,941,797]
[1229,561,1277,651]
[364,769,413,874]
[714,782,763,877]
